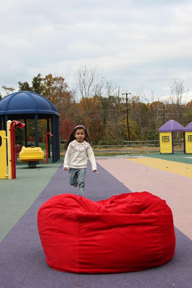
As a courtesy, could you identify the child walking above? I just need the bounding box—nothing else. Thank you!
[63,125,97,196]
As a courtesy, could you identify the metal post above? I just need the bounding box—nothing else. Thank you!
[46,132,53,164]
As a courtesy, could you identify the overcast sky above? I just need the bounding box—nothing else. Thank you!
[1,0,192,102]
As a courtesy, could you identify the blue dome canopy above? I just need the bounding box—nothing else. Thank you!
[0,91,60,163]
[0,91,59,117]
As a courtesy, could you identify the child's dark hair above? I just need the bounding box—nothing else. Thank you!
[65,125,89,149]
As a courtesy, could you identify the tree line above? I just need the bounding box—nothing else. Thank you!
[1,67,192,145]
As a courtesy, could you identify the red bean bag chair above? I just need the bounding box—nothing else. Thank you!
[37,192,176,273]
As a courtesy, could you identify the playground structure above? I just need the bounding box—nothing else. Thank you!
[0,119,52,178]
[0,91,60,163]
[0,130,7,179]
[184,122,192,153]
[159,120,192,154]
[0,120,25,179]
[0,119,54,178]
[0,91,61,179]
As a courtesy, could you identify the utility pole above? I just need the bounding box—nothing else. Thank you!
[122,92,131,141]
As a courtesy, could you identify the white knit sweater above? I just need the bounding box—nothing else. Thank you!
[63,140,97,171]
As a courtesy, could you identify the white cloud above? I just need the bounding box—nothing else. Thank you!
[1,0,192,101]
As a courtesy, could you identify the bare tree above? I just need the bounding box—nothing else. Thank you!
[75,64,105,99]
[2,85,15,95]
[75,64,105,135]
[168,78,187,122]
[105,81,118,98]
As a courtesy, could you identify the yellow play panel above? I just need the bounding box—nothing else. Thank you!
[127,157,192,178]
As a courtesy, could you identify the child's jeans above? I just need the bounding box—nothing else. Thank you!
[69,168,86,196]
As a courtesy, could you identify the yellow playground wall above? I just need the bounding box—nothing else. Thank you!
[159,132,172,154]
[185,132,192,153]
[0,130,7,179]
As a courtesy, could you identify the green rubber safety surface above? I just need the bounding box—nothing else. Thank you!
[0,160,62,243]
[146,152,192,164]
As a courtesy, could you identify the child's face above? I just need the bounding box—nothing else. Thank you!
[74,129,85,143]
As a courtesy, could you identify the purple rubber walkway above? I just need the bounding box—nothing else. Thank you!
[1,162,192,288]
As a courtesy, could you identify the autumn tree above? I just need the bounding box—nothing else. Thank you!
[31,73,44,94]
[43,74,74,117]
[183,100,192,125]
[18,73,75,118]
[102,95,126,145]
[76,96,104,142]
[129,96,150,139]
[41,74,75,140]
[18,73,75,142]
[18,73,43,93]
[60,117,74,141]
[18,81,31,91]
[144,101,165,140]
[95,82,118,128]
[98,96,108,128]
